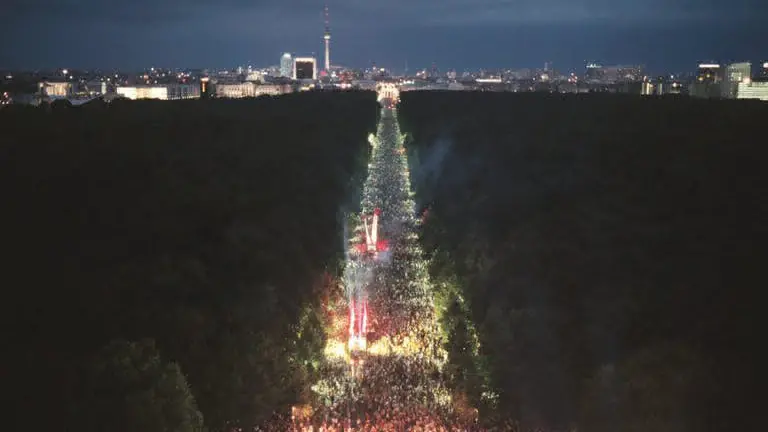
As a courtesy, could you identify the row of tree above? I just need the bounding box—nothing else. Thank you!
[398,91,768,431]
[1,92,379,430]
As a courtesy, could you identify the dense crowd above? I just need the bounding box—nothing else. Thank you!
[262,107,486,431]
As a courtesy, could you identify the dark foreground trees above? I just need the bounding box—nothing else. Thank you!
[1,92,378,430]
[79,339,204,432]
[399,91,768,431]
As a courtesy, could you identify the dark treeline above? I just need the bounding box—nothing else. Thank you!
[1,92,379,431]
[398,91,767,432]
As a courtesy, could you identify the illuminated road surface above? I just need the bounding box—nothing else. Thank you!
[295,107,478,430]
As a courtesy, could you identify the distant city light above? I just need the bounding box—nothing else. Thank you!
[476,77,502,83]
[698,64,720,68]
[62,69,68,75]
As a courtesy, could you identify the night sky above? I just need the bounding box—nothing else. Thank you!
[2,0,766,73]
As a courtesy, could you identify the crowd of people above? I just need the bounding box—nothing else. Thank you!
[261,108,486,431]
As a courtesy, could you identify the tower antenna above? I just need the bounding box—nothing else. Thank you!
[323,4,331,72]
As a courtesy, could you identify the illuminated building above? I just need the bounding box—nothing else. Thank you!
[475,77,502,83]
[723,62,751,98]
[614,65,643,82]
[293,57,317,80]
[216,82,255,98]
[641,80,655,96]
[353,80,377,90]
[215,83,288,98]
[592,65,644,83]
[585,63,604,81]
[280,53,293,78]
[635,75,678,96]
[255,84,291,97]
[115,84,200,100]
[244,72,264,83]
[736,80,768,101]
[85,81,107,96]
[116,86,166,100]
[697,63,723,83]
[200,77,210,98]
[691,63,723,98]
[760,62,768,79]
[38,81,72,97]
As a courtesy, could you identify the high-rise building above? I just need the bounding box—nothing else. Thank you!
[323,4,331,72]
[691,63,723,98]
[723,62,751,98]
[293,57,317,80]
[759,62,768,79]
[726,62,751,82]
[200,77,210,99]
[280,53,293,78]
[696,63,723,83]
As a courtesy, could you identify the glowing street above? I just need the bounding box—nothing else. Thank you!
[291,100,481,430]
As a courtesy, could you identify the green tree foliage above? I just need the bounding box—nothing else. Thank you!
[445,300,482,398]
[399,91,768,431]
[79,339,204,432]
[0,92,378,430]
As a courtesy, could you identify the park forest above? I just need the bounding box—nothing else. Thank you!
[2,90,766,431]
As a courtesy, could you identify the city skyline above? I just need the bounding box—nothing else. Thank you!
[2,0,766,73]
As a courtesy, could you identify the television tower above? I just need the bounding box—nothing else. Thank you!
[323,4,331,72]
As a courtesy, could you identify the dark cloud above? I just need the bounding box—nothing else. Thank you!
[6,0,195,24]
[6,0,766,25]
[1,0,766,69]
[418,0,764,25]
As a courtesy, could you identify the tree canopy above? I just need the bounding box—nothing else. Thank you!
[1,92,378,430]
[79,339,204,432]
[398,91,768,431]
